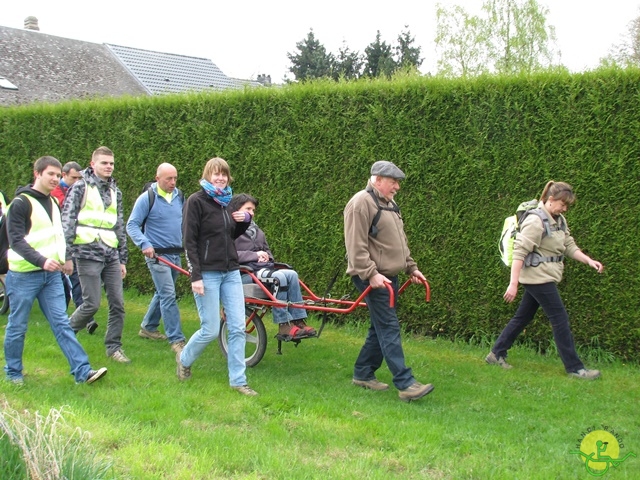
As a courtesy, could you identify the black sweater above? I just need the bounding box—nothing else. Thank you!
[182,189,250,282]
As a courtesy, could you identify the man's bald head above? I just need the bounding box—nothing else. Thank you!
[156,163,178,193]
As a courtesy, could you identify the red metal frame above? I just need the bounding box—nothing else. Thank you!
[155,256,430,315]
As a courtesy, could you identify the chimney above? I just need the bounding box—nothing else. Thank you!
[24,16,40,31]
[257,74,272,86]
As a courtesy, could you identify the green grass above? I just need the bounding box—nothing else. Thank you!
[1,290,639,479]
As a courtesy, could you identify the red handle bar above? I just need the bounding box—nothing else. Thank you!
[398,278,431,303]
[154,255,190,276]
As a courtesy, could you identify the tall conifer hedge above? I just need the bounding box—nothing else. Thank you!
[1,69,638,359]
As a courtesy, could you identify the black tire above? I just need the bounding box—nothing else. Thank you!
[219,307,268,367]
[0,276,8,315]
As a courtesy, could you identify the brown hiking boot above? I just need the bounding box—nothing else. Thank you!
[352,378,389,391]
[485,352,512,369]
[139,328,167,341]
[232,385,258,396]
[176,352,191,381]
[398,382,434,402]
[171,341,186,355]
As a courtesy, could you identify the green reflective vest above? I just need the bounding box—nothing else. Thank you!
[74,184,118,248]
[8,194,66,272]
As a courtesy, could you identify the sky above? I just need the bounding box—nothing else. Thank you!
[2,0,639,84]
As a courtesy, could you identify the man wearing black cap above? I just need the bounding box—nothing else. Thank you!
[344,160,434,402]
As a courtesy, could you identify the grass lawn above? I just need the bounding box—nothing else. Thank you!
[1,290,638,479]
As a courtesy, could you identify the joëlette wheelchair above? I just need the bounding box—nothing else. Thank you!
[156,257,430,367]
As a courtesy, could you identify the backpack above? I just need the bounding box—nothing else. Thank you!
[140,181,184,232]
[499,199,566,267]
[367,189,400,238]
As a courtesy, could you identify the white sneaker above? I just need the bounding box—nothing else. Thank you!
[109,349,131,364]
[569,368,601,380]
[86,367,108,384]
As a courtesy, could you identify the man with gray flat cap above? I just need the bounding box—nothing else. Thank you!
[344,160,434,402]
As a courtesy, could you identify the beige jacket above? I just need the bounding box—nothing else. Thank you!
[514,202,581,284]
[344,183,417,280]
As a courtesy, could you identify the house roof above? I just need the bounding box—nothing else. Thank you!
[105,44,237,94]
[0,22,261,107]
[0,25,147,106]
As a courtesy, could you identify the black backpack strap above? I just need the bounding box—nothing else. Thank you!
[141,186,184,233]
[140,187,155,233]
[524,252,565,267]
[367,189,400,238]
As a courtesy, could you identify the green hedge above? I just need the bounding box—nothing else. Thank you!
[1,69,638,359]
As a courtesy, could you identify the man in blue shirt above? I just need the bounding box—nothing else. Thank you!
[126,163,187,354]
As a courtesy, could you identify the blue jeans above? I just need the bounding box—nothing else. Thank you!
[180,270,248,387]
[141,255,185,344]
[492,282,584,373]
[242,269,307,324]
[3,270,92,383]
[70,257,125,356]
[352,275,415,390]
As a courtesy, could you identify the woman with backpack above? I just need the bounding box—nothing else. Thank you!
[486,181,604,379]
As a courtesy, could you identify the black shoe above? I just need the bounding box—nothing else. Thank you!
[85,367,107,384]
[87,321,99,335]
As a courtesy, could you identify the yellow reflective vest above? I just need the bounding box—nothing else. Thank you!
[74,184,119,248]
[0,191,7,215]
[8,194,66,272]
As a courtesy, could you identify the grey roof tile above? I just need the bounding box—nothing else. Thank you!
[106,44,237,94]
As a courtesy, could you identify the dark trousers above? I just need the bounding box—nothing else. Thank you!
[68,262,84,309]
[63,260,95,323]
[70,257,124,356]
[492,282,584,373]
[352,275,414,390]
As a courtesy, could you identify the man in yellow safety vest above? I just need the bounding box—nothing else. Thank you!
[3,155,107,385]
[62,146,130,363]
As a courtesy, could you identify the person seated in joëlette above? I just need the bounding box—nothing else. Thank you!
[228,193,316,340]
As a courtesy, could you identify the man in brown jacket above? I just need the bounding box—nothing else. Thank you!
[344,160,434,402]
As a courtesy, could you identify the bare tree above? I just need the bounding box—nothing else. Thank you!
[602,10,640,66]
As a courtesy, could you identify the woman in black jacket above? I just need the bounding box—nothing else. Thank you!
[176,157,257,396]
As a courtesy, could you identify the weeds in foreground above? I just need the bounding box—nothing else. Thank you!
[0,429,26,479]
[0,399,115,480]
